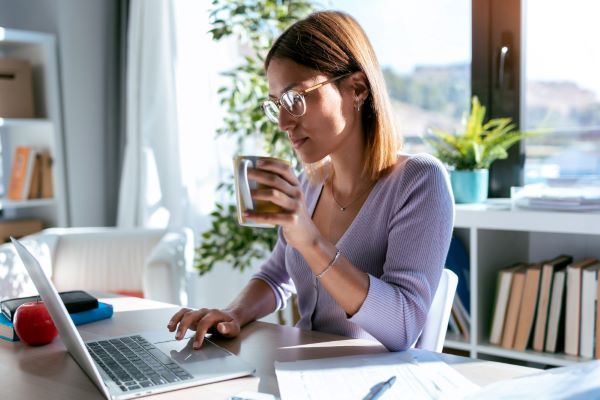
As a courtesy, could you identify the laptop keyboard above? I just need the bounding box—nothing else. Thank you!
[86,335,193,392]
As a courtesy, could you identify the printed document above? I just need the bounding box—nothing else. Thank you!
[465,359,600,399]
[276,351,600,400]
[275,349,479,400]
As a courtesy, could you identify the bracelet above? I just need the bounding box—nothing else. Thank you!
[315,249,341,279]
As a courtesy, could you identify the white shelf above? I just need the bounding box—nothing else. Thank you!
[0,27,67,228]
[476,343,584,367]
[0,118,52,127]
[0,198,56,209]
[447,202,600,367]
[455,200,600,235]
[444,338,472,352]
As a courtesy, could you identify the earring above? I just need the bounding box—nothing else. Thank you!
[355,99,362,112]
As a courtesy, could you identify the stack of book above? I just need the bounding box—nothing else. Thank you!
[445,236,471,340]
[489,256,600,357]
[0,291,113,342]
[449,295,470,340]
[512,180,600,211]
[7,145,54,201]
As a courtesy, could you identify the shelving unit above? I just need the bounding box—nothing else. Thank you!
[0,27,68,227]
[445,200,600,367]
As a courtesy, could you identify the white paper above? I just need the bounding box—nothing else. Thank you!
[513,182,600,211]
[275,349,480,400]
[464,360,600,400]
[276,351,600,400]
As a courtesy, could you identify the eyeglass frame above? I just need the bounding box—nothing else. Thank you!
[261,72,352,123]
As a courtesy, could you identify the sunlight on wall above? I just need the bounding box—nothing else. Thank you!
[144,147,171,227]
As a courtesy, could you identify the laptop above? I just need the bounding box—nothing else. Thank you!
[11,237,255,400]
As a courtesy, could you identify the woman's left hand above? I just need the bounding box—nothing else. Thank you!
[246,158,321,251]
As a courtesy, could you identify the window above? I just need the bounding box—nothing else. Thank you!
[523,0,600,182]
[326,0,472,154]
[172,1,241,228]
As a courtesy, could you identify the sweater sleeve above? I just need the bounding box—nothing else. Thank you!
[252,227,295,311]
[349,156,454,351]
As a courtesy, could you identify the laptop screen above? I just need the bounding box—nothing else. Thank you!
[11,237,111,399]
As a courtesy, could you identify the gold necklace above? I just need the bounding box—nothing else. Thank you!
[329,175,375,212]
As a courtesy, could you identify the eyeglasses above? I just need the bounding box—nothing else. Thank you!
[262,73,350,124]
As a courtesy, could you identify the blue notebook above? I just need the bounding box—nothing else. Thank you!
[0,301,113,342]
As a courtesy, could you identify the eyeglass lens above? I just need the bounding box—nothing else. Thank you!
[263,90,306,123]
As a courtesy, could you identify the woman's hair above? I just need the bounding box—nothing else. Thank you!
[265,10,400,181]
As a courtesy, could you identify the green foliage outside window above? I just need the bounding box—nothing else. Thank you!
[194,0,315,276]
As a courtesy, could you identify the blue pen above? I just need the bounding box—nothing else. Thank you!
[364,375,396,400]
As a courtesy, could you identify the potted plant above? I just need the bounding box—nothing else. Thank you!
[195,1,313,273]
[426,96,539,203]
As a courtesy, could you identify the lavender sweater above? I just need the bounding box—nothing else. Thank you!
[253,153,454,351]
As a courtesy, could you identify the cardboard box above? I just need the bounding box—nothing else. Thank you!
[0,219,43,243]
[0,58,35,118]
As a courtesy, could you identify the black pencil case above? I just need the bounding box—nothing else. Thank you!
[1,290,98,321]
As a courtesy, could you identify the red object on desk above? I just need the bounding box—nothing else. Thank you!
[113,290,144,298]
[13,301,58,346]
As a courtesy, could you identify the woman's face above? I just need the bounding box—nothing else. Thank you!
[266,58,358,164]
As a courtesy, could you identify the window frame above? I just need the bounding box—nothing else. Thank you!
[472,0,524,198]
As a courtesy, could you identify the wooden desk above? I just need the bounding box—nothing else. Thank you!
[0,296,538,399]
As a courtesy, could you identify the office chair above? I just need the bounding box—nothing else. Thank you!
[0,227,194,305]
[412,268,458,352]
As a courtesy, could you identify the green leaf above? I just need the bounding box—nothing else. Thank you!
[426,95,547,171]
[194,0,315,276]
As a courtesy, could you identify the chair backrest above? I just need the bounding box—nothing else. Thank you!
[48,228,166,294]
[413,269,458,352]
[0,227,192,305]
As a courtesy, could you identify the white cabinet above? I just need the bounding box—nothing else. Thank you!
[447,201,600,367]
[0,27,68,227]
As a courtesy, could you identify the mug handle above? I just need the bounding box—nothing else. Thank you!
[238,159,254,211]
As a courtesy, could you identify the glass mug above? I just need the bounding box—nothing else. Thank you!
[233,155,290,228]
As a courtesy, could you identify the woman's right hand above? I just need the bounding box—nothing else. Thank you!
[167,308,241,349]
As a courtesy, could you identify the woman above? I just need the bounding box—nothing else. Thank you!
[169,11,454,351]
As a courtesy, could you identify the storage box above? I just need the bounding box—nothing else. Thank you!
[0,219,43,243]
[0,58,35,118]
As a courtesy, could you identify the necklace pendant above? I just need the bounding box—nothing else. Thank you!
[340,206,346,211]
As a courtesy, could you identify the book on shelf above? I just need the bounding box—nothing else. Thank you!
[6,146,53,201]
[26,152,42,199]
[451,305,469,341]
[499,265,527,349]
[565,258,598,356]
[39,150,54,198]
[7,146,37,201]
[445,236,470,314]
[513,263,542,351]
[448,310,461,336]
[0,302,113,342]
[532,255,573,352]
[580,262,600,358]
[544,269,566,353]
[452,296,470,341]
[490,263,526,346]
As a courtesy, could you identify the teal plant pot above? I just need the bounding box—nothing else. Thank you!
[450,169,489,204]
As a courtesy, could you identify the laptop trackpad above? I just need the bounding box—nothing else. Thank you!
[154,338,240,375]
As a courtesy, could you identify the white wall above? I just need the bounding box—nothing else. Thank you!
[0,0,120,227]
[186,260,286,326]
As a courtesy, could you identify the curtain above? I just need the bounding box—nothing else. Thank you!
[117,0,184,228]
[119,0,240,232]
